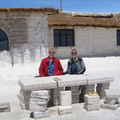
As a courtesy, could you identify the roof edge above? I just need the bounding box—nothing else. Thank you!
[0,8,59,14]
[48,23,120,28]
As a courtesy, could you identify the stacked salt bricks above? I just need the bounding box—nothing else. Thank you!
[18,89,31,110]
[101,89,120,110]
[0,101,10,112]
[51,87,64,106]
[29,90,49,119]
[58,91,73,115]
[84,94,101,111]
[80,85,95,102]
[96,82,110,99]
[71,86,79,104]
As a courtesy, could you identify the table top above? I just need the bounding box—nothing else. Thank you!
[19,74,114,91]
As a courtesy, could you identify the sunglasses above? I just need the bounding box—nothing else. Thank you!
[49,52,55,54]
[71,52,77,54]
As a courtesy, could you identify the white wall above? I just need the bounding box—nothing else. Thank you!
[48,27,120,58]
[0,13,48,66]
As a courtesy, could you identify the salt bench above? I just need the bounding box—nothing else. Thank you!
[18,74,114,110]
[19,74,114,91]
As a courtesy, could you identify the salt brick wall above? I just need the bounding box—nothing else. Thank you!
[48,27,120,59]
[0,13,48,65]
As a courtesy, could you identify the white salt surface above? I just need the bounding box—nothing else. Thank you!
[0,56,120,120]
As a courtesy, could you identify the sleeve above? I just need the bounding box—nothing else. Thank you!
[78,59,86,74]
[63,61,70,75]
[39,59,45,77]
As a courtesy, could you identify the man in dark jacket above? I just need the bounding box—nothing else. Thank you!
[63,49,86,75]
[63,49,86,102]
[39,48,63,77]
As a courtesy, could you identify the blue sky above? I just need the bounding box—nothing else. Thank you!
[0,0,120,13]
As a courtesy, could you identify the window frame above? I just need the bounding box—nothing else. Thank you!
[54,29,75,47]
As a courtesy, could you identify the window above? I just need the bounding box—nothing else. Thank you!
[54,29,74,46]
[0,29,9,50]
[117,30,120,46]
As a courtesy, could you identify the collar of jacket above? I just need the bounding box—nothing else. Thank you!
[46,56,55,62]
[69,57,79,63]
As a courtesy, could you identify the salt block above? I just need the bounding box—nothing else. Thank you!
[81,85,95,95]
[72,92,79,104]
[31,90,49,97]
[30,98,48,103]
[20,101,29,110]
[58,106,73,115]
[84,94,100,101]
[19,77,57,91]
[51,87,64,106]
[97,89,106,93]
[18,93,30,104]
[30,101,47,106]
[31,95,49,100]
[20,89,31,96]
[85,100,100,105]
[0,107,11,112]
[29,104,47,112]
[82,85,95,89]
[0,101,10,109]
[101,103,119,110]
[105,89,120,99]
[33,110,49,118]
[70,86,79,90]
[104,98,117,105]
[84,103,101,111]
[53,99,60,106]
[97,91,106,98]
[97,83,110,89]
[60,91,72,106]
[72,93,79,96]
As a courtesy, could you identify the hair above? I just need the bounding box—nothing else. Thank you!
[48,48,55,52]
[71,49,77,53]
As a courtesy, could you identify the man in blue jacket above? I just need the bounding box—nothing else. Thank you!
[63,49,86,75]
[63,49,86,102]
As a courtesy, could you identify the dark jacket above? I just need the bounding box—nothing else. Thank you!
[39,57,63,77]
[63,57,86,74]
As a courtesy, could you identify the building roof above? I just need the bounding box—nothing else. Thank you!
[48,12,120,28]
[0,8,59,14]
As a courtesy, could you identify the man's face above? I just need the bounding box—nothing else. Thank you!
[71,51,77,59]
[49,50,55,58]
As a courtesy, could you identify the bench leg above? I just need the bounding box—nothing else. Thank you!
[51,87,64,106]
[71,86,79,104]
[18,88,31,110]
[80,85,95,102]
[96,82,110,99]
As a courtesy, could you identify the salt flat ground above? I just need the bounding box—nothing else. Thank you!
[0,56,120,120]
